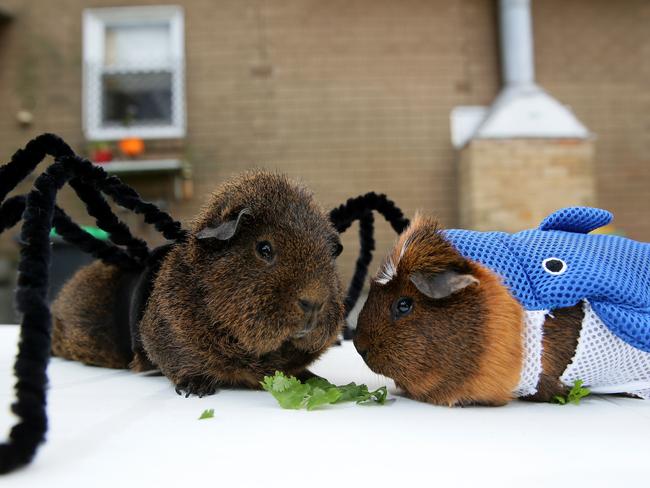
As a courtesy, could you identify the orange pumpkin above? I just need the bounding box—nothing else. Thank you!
[118,138,145,158]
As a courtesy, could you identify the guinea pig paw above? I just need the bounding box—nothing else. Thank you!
[175,375,220,398]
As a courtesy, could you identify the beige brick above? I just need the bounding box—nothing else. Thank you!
[459,139,596,232]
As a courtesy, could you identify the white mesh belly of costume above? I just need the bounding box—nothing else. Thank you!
[560,301,650,399]
[513,310,546,397]
[515,302,650,399]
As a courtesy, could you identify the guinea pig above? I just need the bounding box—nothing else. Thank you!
[354,213,583,407]
[51,171,344,396]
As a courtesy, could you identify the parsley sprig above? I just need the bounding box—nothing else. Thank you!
[198,408,215,419]
[553,380,591,405]
[261,371,389,410]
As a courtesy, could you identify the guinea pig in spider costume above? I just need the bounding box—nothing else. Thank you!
[0,134,409,473]
[355,208,650,407]
[53,172,346,393]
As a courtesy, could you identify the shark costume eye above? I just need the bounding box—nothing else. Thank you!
[542,257,567,275]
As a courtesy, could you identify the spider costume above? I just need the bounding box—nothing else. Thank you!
[0,133,409,473]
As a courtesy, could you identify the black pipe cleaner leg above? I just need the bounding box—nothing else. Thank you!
[0,134,149,268]
[340,210,375,339]
[344,210,375,315]
[69,178,150,263]
[51,206,141,270]
[0,195,27,234]
[0,134,73,203]
[0,135,190,473]
[0,133,179,266]
[330,192,410,321]
[0,160,71,474]
[0,194,138,270]
[330,192,410,235]
[61,156,188,243]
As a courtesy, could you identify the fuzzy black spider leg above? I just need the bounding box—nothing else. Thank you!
[0,195,27,234]
[330,192,410,325]
[0,194,138,269]
[0,134,73,204]
[0,133,151,265]
[63,155,188,243]
[51,205,141,270]
[68,178,150,263]
[344,210,374,316]
[0,133,185,269]
[0,160,72,474]
[340,210,375,339]
[330,192,410,235]
[0,136,189,473]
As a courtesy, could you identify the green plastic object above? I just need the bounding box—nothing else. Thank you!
[50,226,110,241]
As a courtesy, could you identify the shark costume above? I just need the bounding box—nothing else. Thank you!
[443,207,650,399]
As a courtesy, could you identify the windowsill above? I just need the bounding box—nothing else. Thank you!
[84,126,186,141]
[95,159,183,175]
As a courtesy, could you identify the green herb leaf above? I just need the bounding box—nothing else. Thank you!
[553,380,591,406]
[198,408,215,420]
[306,386,342,410]
[261,373,311,409]
[261,372,390,410]
[552,395,567,405]
[335,383,369,403]
[305,377,337,390]
[567,380,591,405]
[365,386,388,405]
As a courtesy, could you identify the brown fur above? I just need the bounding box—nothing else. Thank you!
[455,265,523,406]
[523,304,583,402]
[52,261,136,368]
[355,214,523,406]
[52,172,345,394]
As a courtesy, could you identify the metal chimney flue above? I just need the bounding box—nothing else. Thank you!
[453,0,596,234]
[471,0,589,140]
[500,0,535,87]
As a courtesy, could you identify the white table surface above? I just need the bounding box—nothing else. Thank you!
[1,325,649,487]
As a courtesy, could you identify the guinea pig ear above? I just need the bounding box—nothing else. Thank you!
[196,208,252,241]
[410,270,479,299]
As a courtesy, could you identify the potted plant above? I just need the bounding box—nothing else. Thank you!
[118,137,145,158]
[90,142,113,163]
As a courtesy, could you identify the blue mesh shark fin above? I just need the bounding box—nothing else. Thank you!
[539,207,613,234]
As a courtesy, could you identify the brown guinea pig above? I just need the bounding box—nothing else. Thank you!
[354,213,581,407]
[52,171,344,396]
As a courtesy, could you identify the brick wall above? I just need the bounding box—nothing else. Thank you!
[0,0,500,284]
[533,0,650,240]
[459,138,596,232]
[0,0,648,287]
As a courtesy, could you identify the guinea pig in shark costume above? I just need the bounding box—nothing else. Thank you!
[443,207,650,399]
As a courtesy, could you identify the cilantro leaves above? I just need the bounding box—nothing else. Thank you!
[553,380,591,405]
[261,372,389,410]
[198,408,215,419]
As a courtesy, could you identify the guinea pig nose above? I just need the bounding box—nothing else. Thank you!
[298,299,323,314]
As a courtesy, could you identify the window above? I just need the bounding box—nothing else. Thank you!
[83,6,185,140]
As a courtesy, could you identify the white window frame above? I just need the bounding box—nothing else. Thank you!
[82,5,186,141]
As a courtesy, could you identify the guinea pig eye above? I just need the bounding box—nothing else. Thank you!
[256,241,274,261]
[333,242,343,257]
[391,297,414,320]
[542,257,567,275]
